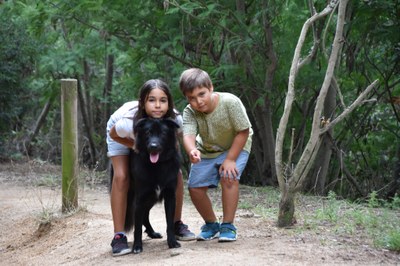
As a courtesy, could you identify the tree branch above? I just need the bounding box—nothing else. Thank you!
[320,79,379,134]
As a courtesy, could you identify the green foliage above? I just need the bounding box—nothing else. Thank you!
[0,0,398,202]
[389,194,400,209]
[368,191,381,208]
[0,6,38,132]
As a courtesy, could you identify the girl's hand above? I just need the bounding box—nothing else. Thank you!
[219,159,239,182]
[189,149,201,163]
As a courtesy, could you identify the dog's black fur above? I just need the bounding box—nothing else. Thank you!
[124,117,181,254]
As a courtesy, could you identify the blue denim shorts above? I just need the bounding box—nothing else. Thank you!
[106,118,130,157]
[188,151,249,188]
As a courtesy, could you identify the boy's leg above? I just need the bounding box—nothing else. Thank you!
[220,179,239,223]
[189,187,220,240]
[189,187,217,222]
[218,151,249,242]
[188,157,222,240]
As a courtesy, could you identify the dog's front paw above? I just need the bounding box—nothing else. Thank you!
[168,240,181,249]
[132,245,143,254]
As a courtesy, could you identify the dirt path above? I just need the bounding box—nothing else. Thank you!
[0,162,399,265]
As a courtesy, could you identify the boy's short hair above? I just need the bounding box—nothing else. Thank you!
[179,68,213,95]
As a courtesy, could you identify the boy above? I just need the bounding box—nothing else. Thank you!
[179,68,252,242]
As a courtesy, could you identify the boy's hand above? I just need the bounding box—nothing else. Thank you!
[189,149,201,163]
[219,159,239,181]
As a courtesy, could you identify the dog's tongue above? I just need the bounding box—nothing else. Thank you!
[150,152,159,163]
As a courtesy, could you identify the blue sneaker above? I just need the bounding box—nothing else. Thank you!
[218,223,237,242]
[197,222,220,241]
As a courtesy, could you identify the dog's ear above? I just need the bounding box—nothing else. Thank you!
[164,118,180,129]
[134,118,148,133]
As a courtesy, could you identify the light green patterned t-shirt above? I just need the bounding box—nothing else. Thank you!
[182,92,253,158]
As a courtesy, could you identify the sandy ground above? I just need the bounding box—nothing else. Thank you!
[0,161,399,266]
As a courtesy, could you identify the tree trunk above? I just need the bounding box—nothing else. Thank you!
[98,54,115,170]
[386,143,400,199]
[103,54,114,126]
[242,0,278,186]
[24,97,53,155]
[277,183,296,227]
[76,77,97,167]
[262,98,277,185]
[251,99,277,186]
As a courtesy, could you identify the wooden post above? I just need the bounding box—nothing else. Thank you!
[61,79,78,213]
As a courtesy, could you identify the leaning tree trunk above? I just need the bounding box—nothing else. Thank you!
[24,97,54,155]
[275,0,377,227]
[308,84,336,195]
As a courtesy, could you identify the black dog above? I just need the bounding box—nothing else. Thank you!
[124,118,181,254]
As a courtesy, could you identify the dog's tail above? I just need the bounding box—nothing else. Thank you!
[124,178,135,232]
[108,160,113,194]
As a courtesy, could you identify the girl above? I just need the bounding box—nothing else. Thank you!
[106,79,195,256]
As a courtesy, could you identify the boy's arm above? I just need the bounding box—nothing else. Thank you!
[220,128,250,179]
[183,134,201,163]
[109,125,135,149]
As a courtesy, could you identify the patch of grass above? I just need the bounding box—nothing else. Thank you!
[314,191,340,223]
[237,201,253,210]
[36,205,55,225]
[35,174,61,187]
[382,230,400,251]
[236,186,400,252]
[253,204,278,219]
[237,186,279,219]
[79,163,109,189]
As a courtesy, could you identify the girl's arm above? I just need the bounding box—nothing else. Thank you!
[109,125,135,149]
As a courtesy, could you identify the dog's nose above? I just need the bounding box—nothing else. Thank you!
[150,142,158,149]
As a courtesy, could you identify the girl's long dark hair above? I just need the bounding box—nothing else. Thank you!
[133,79,176,124]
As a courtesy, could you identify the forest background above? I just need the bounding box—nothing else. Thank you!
[0,0,399,203]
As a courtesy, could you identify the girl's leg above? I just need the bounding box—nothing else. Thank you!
[174,169,196,241]
[174,169,184,222]
[110,155,130,233]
